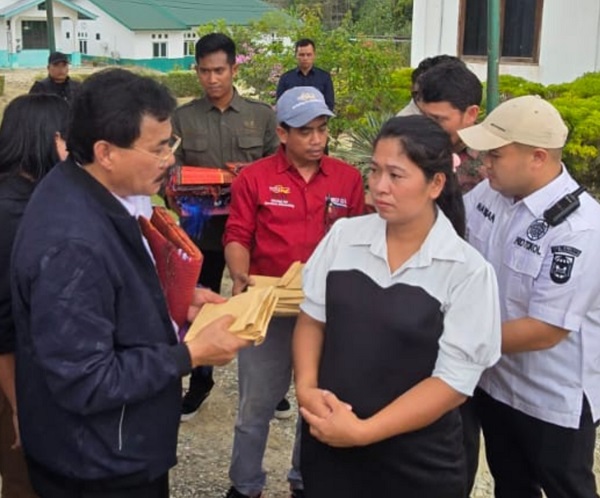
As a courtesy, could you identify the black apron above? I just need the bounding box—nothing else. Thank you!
[301,270,465,497]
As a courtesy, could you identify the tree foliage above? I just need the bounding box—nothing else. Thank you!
[264,0,413,33]
[197,6,409,138]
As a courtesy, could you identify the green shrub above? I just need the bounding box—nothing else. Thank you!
[161,71,202,98]
[485,73,600,190]
[496,74,548,99]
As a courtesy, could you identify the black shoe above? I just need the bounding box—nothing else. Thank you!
[290,490,304,498]
[181,370,214,422]
[224,486,262,498]
[274,397,293,420]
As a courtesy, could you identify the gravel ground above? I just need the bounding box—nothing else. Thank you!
[1,66,598,498]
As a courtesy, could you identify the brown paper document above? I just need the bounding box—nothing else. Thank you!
[251,262,305,316]
[185,286,278,345]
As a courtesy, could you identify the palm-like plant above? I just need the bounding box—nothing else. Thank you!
[332,112,394,182]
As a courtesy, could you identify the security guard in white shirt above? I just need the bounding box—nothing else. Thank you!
[460,95,600,498]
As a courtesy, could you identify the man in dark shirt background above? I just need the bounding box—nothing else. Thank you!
[276,39,334,112]
[29,52,81,105]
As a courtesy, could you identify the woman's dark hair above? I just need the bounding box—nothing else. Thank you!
[0,93,69,181]
[373,115,466,238]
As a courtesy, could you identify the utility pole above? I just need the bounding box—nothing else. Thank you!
[486,0,500,112]
[46,0,56,52]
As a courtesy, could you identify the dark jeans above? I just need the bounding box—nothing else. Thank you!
[27,457,169,498]
[476,388,599,498]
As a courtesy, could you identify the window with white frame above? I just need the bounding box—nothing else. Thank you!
[184,40,195,56]
[153,42,167,58]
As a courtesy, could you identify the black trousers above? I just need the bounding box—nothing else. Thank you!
[476,388,599,498]
[27,457,169,498]
[197,248,226,293]
[190,249,226,385]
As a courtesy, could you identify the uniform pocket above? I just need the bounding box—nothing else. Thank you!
[183,134,209,153]
[237,135,264,150]
[502,248,543,313]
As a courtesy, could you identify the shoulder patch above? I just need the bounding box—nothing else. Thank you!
[549,245,581,284]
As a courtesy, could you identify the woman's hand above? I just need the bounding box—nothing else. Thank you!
[297,387,332,419]
[300,390,366,448]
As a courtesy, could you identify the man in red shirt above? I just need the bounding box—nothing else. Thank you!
[223,87,365,498]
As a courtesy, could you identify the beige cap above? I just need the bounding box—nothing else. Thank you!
[458,95,568,151]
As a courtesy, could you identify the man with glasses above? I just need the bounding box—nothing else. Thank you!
[10,68,250,498]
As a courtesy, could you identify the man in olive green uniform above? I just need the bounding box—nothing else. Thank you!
[172,33,278,421]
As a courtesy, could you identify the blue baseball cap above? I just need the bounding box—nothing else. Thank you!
[276,86,334,127]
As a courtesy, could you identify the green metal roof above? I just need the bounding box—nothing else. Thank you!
[86,0,277,31]
[0,0,97,20]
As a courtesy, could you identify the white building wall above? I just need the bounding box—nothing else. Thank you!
[411,0,600,85]
[133,31,186,60]
[72,0,192,62]
[74,0,137,59]
[0,21,8,51]
[6,2,79,54]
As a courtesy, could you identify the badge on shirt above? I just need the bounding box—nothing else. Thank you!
[269,185,290,195]
[550,245,581,284]
[266,184,295,208]
[526,219,549,241]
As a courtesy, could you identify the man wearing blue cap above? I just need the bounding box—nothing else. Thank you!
[222,87,365,498]
[29,52,81,104]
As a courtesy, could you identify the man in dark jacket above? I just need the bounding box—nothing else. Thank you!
[276,39,334,112]
[11,68,250,498]
[29,51,81,104]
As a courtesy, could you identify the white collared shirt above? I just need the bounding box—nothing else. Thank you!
[465,168,600,427]
[301,211,501,396]
[112,194,154,261]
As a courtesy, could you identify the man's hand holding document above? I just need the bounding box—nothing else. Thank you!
[185,286,279,345]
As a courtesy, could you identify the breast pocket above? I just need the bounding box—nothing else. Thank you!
[237,135,264,161]
[502,249,544,315]
[183,134,209,154]
[180,134,210,166]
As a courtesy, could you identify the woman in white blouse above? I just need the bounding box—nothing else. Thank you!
[293,115,502,497]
